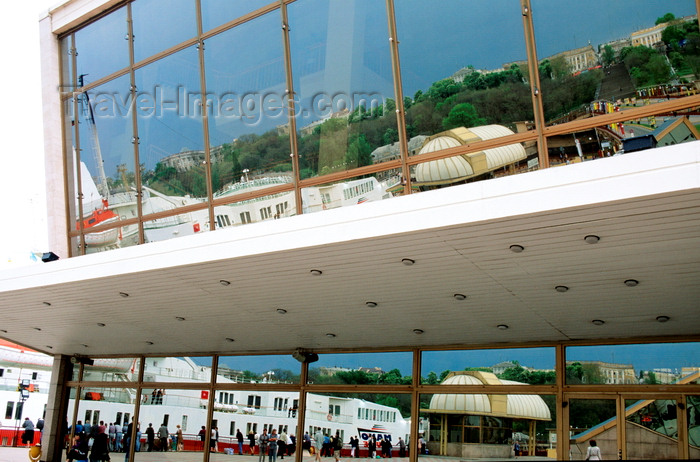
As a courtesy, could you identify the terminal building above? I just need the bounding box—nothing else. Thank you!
[0,0,699,460]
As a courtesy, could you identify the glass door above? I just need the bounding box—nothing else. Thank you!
[567,398,617,460]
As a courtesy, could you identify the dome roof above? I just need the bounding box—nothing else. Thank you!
[414,125,527,185]
[426,371,551,421]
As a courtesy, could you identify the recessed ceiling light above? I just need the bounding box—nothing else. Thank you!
[219,279,231,286]
[175,316,186,321]
[326,333,336,338]
[225,337,235,342]
[276,308,288,314]
[33,327,42,331]
[413,329,424,334]
[509,244,524,253]
[401,258,415,266]
[97,323,106,327]
[555,285,569,293]
[624,279,639,287]
[584,235,600,244]
[42,302,51,306]
[453,293,467,301]
[365,301,378,308]
[592,319,605,326]
[497,324,509,330]
[119,292,129,298]
[656,315,670,323]
[145,341,154,345]
[310,269,323,276]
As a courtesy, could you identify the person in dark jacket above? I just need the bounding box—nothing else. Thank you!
[89,427,110,462]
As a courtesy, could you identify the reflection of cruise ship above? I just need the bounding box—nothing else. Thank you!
[0,341,409,450]
[79,172,394,254]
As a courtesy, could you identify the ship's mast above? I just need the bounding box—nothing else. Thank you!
[78,74,110,197]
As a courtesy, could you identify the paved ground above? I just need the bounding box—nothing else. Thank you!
[0,447,554,462]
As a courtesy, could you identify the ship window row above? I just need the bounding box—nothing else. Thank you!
[343,181,375,201]
[78,409,131,430]
[358,407,396,423]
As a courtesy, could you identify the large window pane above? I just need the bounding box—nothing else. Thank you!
[309,352,412,386]
[289,0,397,179]
[420,391,554,458]
[303,392,411,462]
[569,398,616,461]
[421,347,555,385]
[135,387,209,455]
[75,74,137,254]
[75,386,135,455]
[532,0,699,125]
[201,0,275,33]
[136,47,206,201]
[205,11,293,204]
[74,6,129,82]
[395,0,533,161]
[132,0,198,63]
[143,356,213,383]
[217,355,301,385]
[566,342,700,385]
[625,398,679,459]
[81,358,141,383]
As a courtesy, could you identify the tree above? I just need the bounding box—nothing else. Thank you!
[344,134,373,168]
[602,45,616,66]
[424,371,439,385]
[539,59,553,80]
[269,368,299,383]
[550,56,570,79]
[426,78,462,100]
[643,371,658,384]
[442,103,486,130]
[655,12,675,25]
[566,362,585,384]
[382,128,399,145]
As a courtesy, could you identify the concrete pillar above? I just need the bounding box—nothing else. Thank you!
[42,355,74,462]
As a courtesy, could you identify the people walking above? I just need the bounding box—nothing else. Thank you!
[237,429,245,454]
[269,429,279,462]
[333,431,343,462]
[158,422,169,451]
[249,430,257,455]
[145,423,155,451]
[314,429,323,462]
[258,428,270,462]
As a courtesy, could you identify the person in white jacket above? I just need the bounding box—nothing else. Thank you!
[586,440,602,460]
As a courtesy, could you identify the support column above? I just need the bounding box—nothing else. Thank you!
[42,355,74,462]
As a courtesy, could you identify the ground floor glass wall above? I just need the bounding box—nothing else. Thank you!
[55,343,699,461]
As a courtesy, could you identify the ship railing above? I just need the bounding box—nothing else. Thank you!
[144,366,211,381]
[141,393,204,409]
[306,409,353,424]
[214,176,293,198]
